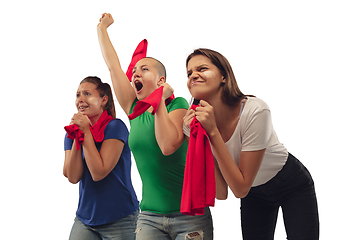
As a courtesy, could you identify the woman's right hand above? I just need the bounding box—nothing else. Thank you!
[183,107,195,130]
[98,13,114,29]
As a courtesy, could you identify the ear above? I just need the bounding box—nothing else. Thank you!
[102,95,109,107]
[157,76,166,86]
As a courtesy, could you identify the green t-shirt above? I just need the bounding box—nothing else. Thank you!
[128,97,189,214]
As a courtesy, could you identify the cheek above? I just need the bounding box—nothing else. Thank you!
[203,70,216,79]
[187,79,191,90]
[87,97,102,107]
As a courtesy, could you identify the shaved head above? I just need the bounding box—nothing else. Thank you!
[144,57,166,80]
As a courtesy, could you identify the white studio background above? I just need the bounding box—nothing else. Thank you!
[1,0,359,239]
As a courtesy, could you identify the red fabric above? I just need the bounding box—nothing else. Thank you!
[128,86,165,120]
[125,39,175,107]
[125,39,148,81]
[181,104,216,216]
[64,110,114,150]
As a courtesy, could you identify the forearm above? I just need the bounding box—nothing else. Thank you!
[97,26,122,71]
[97,26,135,114]
[81,132,107,181]
[63,141,84,184]
[155,100,185,156]
[214,159,228,200]
[208,129,250,198]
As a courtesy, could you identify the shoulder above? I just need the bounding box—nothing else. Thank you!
[106,118,128,131]
[104,118,129,141]
[167,97,189,111]
[245,97,270,115]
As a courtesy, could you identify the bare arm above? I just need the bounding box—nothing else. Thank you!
[97,13,135,115]
[193,100,265,198]
[208,127,265,198]
[67,113,125,182]
[82,129,125,182]
[154,83,187,155]
[63,140,84,184]
[214,159,229,200]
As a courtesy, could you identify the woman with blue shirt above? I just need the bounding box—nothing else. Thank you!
[63,76,139,240]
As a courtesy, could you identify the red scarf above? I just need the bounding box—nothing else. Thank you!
[125,39,174,119]
[64,110,114,150]
[129,86,172,120]
[181,104,216,216]
[125,39,148,82]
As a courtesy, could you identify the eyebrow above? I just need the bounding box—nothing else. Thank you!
[187,64,209,73]
[133,64,149,72]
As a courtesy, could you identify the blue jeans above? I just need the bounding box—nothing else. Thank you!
[135,207,213,240]
[69,210,139,240]
[241,153,319,240]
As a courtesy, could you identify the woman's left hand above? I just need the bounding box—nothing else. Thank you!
[70,113,91,133]
[194,100,218,136]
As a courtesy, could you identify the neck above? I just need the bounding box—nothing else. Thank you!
[205,96,242,141]
[89,110,105,126]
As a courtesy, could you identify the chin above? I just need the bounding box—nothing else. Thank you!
[190,91,206,101]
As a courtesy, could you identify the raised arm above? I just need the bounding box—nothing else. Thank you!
[97,13,135,115]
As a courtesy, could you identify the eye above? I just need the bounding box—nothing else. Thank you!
[187,71,192,78]
[199,67,208,72]
[142,67,148,71]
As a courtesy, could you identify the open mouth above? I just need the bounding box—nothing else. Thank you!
[134,80,143,92]
[78,106,89,111]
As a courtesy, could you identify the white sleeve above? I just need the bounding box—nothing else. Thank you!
[242,109,273,151]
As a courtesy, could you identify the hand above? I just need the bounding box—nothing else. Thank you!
[97,13,114,29]
[70,113,91,133]
[183,107,195,130]
[193,100,217,136]
[160,83,174,100]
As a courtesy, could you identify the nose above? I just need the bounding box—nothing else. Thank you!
[76,93,84,105]
[133,69,141,79]
[189,72,199,81]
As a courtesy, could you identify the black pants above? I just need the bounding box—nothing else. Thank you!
[241,153,319,240]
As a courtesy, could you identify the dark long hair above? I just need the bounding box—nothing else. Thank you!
[186,48,254,106]
[80,76,116,118]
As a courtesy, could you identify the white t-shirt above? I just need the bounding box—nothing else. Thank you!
[224,97,288,186]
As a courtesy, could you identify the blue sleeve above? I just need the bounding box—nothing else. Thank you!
[103,119,129,143]
[64,133,74,151]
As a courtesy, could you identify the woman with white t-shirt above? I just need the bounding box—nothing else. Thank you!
[183,48,319,240]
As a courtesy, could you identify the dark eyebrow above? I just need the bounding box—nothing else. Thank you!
[187,64,209,73]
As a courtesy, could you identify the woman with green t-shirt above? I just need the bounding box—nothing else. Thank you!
[97,13,213,240]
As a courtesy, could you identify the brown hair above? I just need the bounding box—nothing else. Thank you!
[80,76,116,118]
[186,48,253,106]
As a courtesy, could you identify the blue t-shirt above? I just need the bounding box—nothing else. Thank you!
[64,119,139,226]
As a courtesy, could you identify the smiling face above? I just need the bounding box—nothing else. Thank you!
[132,58,165,100]
[186,55,225,102]
[75,82,107,123]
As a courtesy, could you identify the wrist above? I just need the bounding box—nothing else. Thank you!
[207,127,220,140]
[97,24,107,33]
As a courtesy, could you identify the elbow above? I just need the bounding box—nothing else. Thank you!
[234,189,251,199]
[63,170,80,184]
[161,147,176,156]
[216,194,228,200]
[159,139,184,156]
[159,143,179,156]
[92,175,105,182]
[66,175,80,184]
[91,171,108,182]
